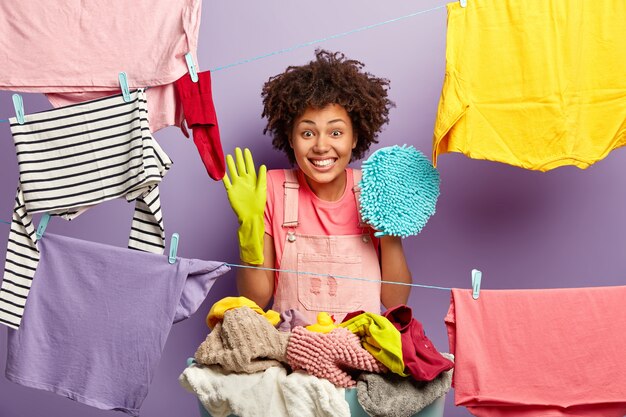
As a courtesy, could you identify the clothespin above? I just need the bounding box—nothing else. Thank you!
[168,232,180,264]
[118,72,131,103]
[460,0,467,7]
[185,52,199,82]
[35,213,51,240]
[12,94,25,125]
[471,269,482,300]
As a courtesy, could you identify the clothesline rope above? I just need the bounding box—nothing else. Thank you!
[0,218,455,291]
[224,263,454,291]
[209,5,447,72]
[0,4,447,124]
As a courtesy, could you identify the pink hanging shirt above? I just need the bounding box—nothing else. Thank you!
[0,0,201,132]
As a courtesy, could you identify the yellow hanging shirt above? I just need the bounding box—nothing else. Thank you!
[433,0,626,171]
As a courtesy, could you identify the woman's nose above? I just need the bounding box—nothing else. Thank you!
[312,134,330,153]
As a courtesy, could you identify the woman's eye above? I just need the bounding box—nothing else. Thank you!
[331,130,342,137]
[302,131,314,138]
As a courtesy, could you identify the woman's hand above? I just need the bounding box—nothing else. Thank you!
[223,147,267,264]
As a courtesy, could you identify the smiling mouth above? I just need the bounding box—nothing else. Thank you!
[309,158,337,168]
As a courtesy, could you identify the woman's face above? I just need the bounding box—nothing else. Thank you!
[290,104,357,200]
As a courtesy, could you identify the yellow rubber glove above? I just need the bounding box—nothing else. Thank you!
[223,147,267,265]
[340,312,406,376]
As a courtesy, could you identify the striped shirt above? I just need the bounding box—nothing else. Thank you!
[0,89,172,329]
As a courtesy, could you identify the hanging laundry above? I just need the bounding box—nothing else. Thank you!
[446,286,626,417]
[5,233,229,416]
[175,70,226,180]
[179,364,350,417]
[0,0,201,132]
[433,0,626,171]
[47,85,183,133]
[0,89,172,329]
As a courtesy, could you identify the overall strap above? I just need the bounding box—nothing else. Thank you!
[351,169,367,228]
[282,169,299,228]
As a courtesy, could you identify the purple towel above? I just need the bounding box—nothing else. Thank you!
[5,233,229,416]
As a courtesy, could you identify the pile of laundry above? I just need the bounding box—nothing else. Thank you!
[179,297,454,417]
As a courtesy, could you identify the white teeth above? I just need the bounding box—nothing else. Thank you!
[311,159,335,167]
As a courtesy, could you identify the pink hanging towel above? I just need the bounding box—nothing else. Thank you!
[446,286,626,417]
[0,0,201,132]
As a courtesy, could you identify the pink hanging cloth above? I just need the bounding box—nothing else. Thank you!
[0,0,202,132]
[446,286,626,417]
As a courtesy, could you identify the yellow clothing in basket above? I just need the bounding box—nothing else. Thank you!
[206,296,280,329]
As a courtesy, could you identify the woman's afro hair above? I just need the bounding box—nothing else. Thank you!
[261,49,394,164]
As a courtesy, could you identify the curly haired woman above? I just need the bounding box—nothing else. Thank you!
[224,49,411,322]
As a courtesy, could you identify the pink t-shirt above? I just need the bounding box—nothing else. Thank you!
[0,0,200,132]
[264,168,378,270]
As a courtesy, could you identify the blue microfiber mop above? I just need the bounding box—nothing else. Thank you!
[359,145,440,238]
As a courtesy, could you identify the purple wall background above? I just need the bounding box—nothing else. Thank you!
[1,1,625,416]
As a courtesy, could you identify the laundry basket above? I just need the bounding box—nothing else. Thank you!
[186,359,446,417]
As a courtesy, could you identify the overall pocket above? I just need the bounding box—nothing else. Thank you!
[296,253,363,313]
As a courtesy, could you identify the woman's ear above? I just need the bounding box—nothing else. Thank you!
[352,133,358,149]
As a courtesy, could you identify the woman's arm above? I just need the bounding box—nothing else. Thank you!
[222,147,274,307]
[236,233,276,309]
[379,235,412,308]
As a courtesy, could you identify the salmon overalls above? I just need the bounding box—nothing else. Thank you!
[271,169,381,324]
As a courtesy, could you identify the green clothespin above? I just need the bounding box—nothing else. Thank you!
[13,94,25,125]
[118,72,131,102]
[185,52,198,82]
[472,269,482,300]
[168,233,180,264]
[36,213,51,240]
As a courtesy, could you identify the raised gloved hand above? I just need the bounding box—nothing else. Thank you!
[223,147,267,265]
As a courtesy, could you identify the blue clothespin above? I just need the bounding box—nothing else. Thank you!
[12,94,25,125]
[118,72,131,103]
[36,213,51,240]
[471,269,482,300]
[185,52,199,83]
[168,233,180,264]
[460,0,467,7]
